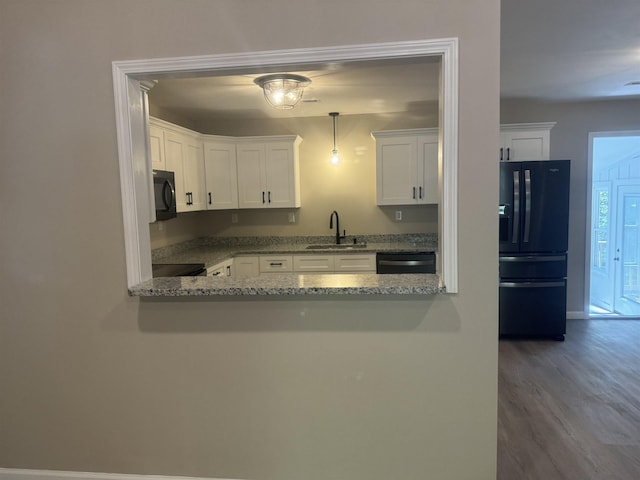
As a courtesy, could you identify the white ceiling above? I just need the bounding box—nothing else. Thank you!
[501,0,640,100]
[147,56,441,121]
[148,0,640,122]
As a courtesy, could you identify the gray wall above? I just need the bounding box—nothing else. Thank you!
[501,98,640,315]
[0,1,500,479]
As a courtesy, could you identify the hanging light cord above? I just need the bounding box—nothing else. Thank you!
[330,112,339,154]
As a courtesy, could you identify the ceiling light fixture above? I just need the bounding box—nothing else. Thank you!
[329,112,340,165]
[254,74,311,110]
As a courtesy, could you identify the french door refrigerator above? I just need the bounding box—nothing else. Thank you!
[499,160,570,340]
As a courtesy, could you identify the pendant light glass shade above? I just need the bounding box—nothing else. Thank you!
[254,74,311,110]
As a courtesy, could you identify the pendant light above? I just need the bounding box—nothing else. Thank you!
[254,74,311,110]
[329,112,340,165]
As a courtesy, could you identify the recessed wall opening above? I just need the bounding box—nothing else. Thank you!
[112,39,459,292]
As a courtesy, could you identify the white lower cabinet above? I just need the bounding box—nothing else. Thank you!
[234,256,260,279]
[227,253,377,279]
[207,258,233,278]
[334,254,376,273]
[259,255,293,273]
[293,255,335,273]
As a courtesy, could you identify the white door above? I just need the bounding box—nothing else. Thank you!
[612,185,640,316]
[588,132,640,317]
[589,182,614,311]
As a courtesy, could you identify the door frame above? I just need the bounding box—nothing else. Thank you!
[585,130,640,317]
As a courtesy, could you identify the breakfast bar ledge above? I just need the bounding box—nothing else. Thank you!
[129,273,442,297]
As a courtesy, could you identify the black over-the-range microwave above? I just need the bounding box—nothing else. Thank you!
[152,169,177,221]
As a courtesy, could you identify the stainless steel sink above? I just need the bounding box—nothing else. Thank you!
[305,243,368,250]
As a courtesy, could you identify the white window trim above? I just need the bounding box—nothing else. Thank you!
[112,38,459,293]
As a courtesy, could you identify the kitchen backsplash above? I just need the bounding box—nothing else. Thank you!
[152,233,437,262]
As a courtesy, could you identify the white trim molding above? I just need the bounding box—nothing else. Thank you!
[112,38,459,292]
[0,468,239,480]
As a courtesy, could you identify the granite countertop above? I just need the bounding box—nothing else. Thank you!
[134,234,441,297]
[151,235,438,270]
[130,273,442,297]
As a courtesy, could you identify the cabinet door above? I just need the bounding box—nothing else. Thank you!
[417,134,439,204]
[376,135,419,205]
[500,127,551,161]
[265,142,299,208]
[237,144,266,208]
[259,255,293,273]
[148,124,165,170]
[234,256,260,279]
[183,136,206,211]
[293,255,335,273]
[334,254,376,273]
[163,130,189,212]
[207,259,233,278]
[204,141,239,210]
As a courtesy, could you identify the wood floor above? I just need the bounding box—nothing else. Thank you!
[498,319,640,479]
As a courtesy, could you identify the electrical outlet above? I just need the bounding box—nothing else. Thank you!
[231,213,238,224]
[288,212,296,223]
[395,210,402,221]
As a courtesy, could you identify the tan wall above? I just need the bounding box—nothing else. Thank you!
[0,1,500,479]
[149,112,439,249]
[501,98,640,315]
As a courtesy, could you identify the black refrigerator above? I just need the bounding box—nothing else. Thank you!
[499,160,570,340]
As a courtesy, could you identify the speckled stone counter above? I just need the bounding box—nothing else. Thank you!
[130,273,442,296]
[136,234,441,297]
[151,234,438,270]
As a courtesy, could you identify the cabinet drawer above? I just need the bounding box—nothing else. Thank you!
[259,255,293,273]
[334,253,376,272]
[293,255,335,272]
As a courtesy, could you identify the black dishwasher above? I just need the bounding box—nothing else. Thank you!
[376,252,436,274]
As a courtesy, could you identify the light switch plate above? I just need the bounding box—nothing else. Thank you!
[395,210,402,221]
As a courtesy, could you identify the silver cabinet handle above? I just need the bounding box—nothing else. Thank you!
[499,281,565,288]
[500,255,565,262]
[512,170,519,243]
[378,260,433,266]
[524,169,531,243]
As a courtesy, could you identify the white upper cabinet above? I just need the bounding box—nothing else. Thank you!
[499,123,555,161]
[148,123,166,170]
[236,136,302,209]
[203,138,238,210]
[150,118,205,212]
[372,128,439,206]
[148,118,302,212]
[164,129,205,212]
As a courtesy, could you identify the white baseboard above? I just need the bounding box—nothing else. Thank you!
[0,468,239,480]
[567,310,586,320]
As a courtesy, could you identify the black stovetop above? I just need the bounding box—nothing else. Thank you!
[152,263,206,277]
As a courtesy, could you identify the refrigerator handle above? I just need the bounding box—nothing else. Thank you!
[512,170,519,243]
[524,169,531,243]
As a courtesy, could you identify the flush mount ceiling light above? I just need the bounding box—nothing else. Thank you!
[254,73,311,110]
[329,112,340,165]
